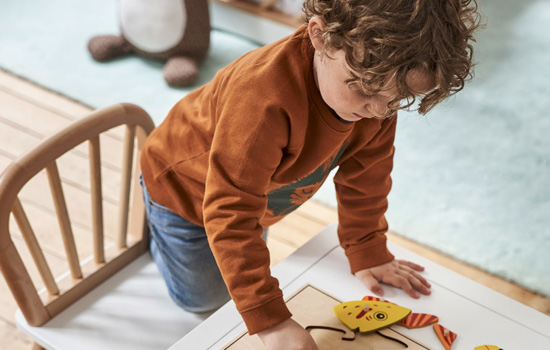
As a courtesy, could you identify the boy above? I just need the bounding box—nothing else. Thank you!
[140,0,482,348]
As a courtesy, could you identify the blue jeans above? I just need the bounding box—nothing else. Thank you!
[141,177,230,313]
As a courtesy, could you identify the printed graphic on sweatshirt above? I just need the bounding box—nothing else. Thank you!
[267,143,347,217]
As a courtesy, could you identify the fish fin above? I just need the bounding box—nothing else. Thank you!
[433,323,457,350]
[399,312,439,328]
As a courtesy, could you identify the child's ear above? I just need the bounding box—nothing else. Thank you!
[308,16,326,51]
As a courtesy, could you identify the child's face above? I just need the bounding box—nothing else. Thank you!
[312,49,436,122]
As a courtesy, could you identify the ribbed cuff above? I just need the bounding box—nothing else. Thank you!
[240,295,292,335]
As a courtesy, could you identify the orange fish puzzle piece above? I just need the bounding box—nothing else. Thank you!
[433,323,457,350]
[399,312,439,329]
[362,296,387,302]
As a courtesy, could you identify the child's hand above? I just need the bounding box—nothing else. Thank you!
[257,318,319,350]
[355,259,431,299]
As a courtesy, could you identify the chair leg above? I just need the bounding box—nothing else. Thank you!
[32,342,45,350]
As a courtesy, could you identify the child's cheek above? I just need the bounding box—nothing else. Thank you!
[340,91,360,108]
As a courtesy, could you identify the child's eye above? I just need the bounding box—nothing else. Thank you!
[357,90,374,99]
[348,83,374,98]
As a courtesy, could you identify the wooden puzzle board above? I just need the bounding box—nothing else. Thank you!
[224,284,433,350]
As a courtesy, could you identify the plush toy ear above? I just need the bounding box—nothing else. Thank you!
[88,35,132,62]
[163,56,199,87]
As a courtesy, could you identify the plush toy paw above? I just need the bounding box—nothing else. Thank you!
[88,35,133,62]
[163,56,199,87]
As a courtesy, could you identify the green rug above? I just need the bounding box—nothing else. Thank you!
[1,0,549,297]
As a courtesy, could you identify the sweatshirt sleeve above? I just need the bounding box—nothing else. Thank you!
[202,92,292,334]
[334,116,397,274]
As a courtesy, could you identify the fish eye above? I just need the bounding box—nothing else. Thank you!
[374,311,388,321]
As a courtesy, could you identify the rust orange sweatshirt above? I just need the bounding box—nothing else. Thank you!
[141,25,396,334]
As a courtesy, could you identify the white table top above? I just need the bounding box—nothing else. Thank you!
[170,223,550,349]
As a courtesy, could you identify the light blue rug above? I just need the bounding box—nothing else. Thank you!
[314,0,550,297]
[1,0,549,297]
[0,0,260,124]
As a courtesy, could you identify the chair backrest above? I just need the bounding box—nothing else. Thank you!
[0,103,155,327]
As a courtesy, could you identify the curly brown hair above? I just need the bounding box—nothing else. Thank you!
[303,0,483,115]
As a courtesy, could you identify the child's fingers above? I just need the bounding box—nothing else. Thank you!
[400,265,431,289]
[355,270,385,296]
[406,272,432,295]
[397,264,432,295]
[397,259,425,272]
[383,274,419,299]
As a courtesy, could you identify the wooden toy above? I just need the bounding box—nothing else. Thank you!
[333,299,411,333]
[399,312,440,329]
[224,284,431,349]
[361,296,439,329]
[433,323,457,350]
[359,295,459,350]
[225,284,503,349]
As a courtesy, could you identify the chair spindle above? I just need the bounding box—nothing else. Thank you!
[12,198,60,296]
[46,162,82,279]
[117,125,135,249]
[89,136,105,264]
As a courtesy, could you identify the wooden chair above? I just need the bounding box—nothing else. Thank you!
[0,104,210,350]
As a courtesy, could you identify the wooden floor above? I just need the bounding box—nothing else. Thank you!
[1,69,549,349]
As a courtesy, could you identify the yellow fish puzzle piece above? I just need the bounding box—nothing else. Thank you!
[474,346,503,350]
[333,300,411,333]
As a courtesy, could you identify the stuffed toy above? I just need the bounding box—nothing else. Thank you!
[88,0,210,87]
